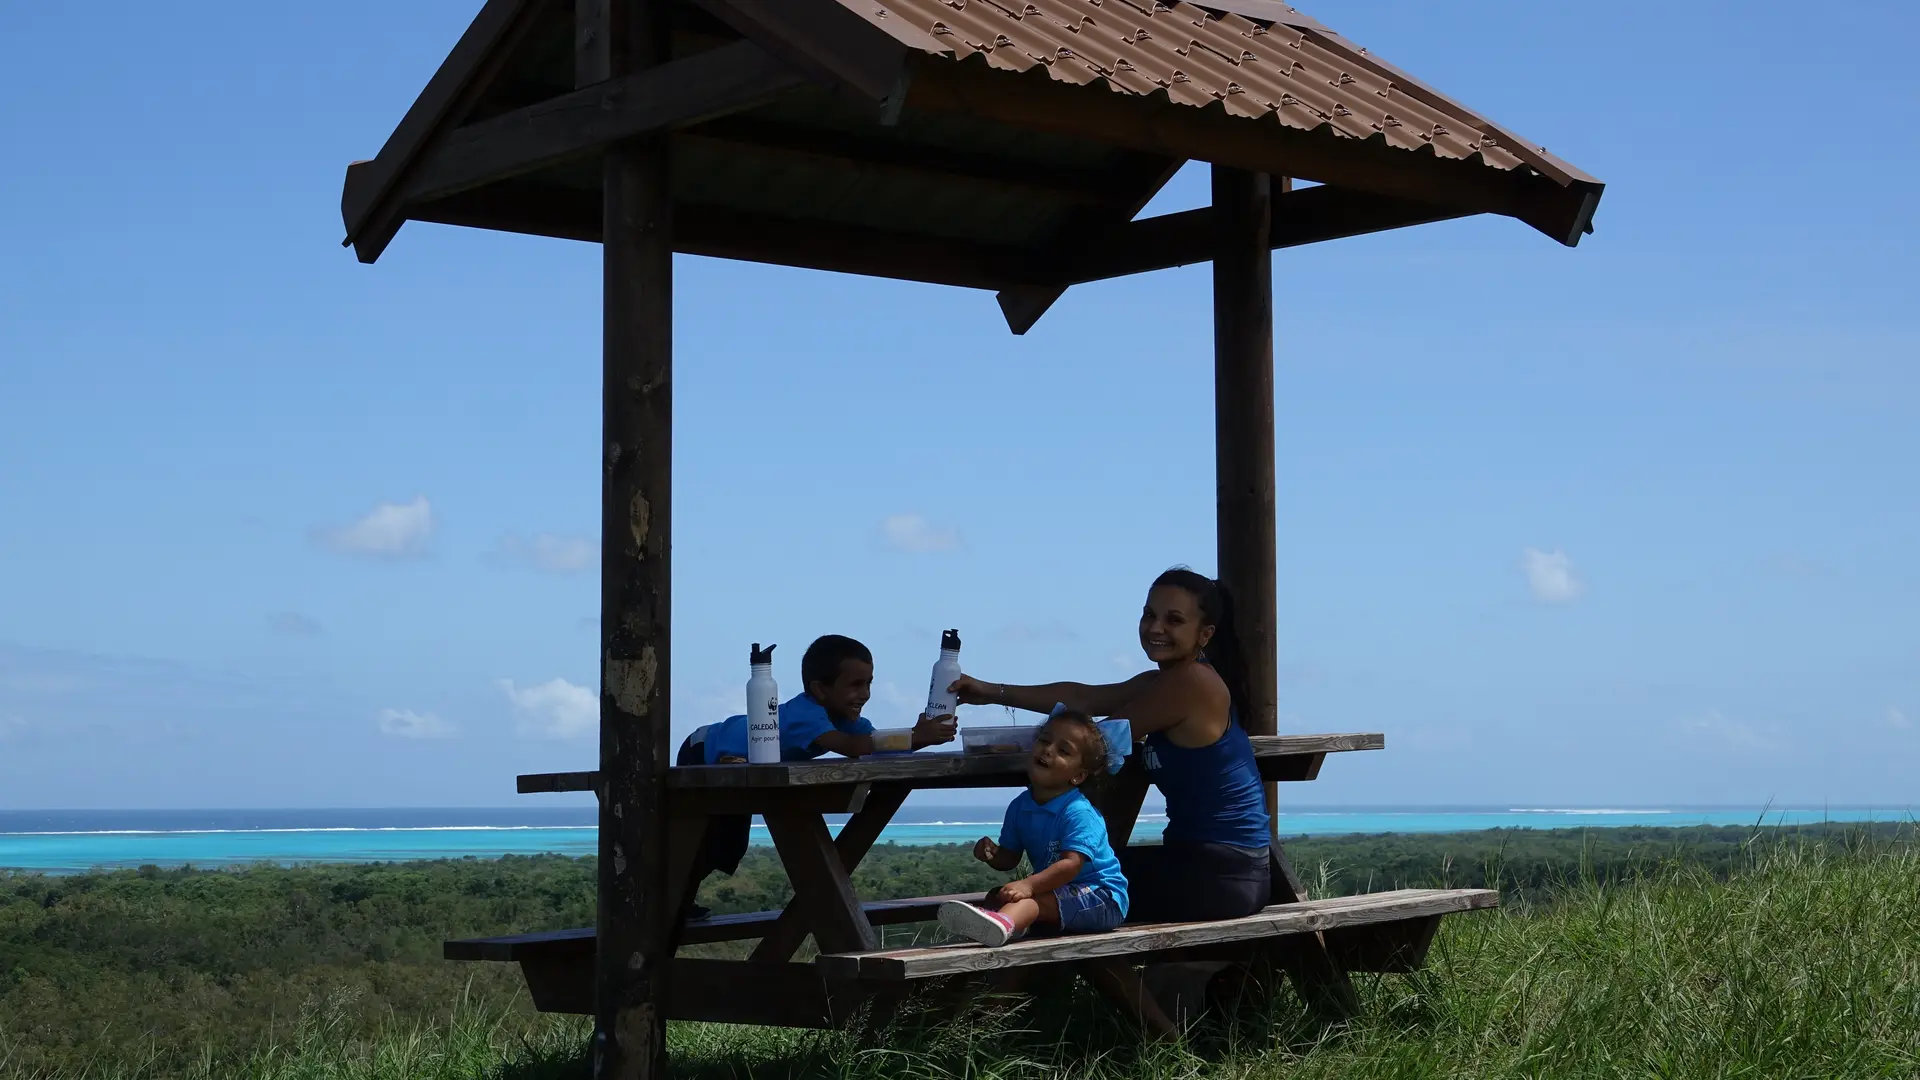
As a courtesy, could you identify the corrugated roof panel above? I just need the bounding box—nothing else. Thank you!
[855,0,1577,180]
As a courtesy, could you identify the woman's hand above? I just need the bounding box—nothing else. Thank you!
[948,674,998,706]
[972,837,1002,865]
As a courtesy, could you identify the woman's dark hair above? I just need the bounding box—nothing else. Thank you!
[801,634,873,690]
[1043,708,1110,797]
[1151,567,1250,722]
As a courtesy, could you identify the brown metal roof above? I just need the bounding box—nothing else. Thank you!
[341,0,1603,323]
[840,0,1592,186]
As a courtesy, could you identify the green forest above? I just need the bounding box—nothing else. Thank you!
[2,823,1913,1079]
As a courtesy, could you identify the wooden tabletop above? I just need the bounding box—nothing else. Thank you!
[518,732,1384,795]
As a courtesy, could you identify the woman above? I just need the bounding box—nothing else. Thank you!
[950,568,1272,922]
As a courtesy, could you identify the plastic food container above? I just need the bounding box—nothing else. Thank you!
[961,725,1038,756]
[870,727,914,754]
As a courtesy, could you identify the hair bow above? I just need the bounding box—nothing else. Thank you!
[1046,703,1133,775]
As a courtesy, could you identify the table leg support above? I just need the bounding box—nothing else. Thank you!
[752,784,907,963]
[664,809,709,935]
[1085,959,1181,1040]
[1271,934,1360,1021]
[763,811,880,955]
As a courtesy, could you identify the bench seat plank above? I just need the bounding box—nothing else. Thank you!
[444,892,983,961]
[816,887,1497,981]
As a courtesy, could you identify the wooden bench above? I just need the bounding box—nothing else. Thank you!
[818,888,1496,980]
[817,887,1496,1033]
[446,892,981,959]
[449,887,1494,1026]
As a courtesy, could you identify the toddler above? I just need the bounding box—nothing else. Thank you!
[939,706,1130,946]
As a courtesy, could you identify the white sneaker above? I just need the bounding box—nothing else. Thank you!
[938,901,1016,947]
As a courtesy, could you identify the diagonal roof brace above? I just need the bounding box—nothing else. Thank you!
[689,0,950,122]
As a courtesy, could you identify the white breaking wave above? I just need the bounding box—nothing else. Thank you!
[1506,809,1674,815]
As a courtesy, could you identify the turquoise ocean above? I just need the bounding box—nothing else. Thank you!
[2,805,1907,875]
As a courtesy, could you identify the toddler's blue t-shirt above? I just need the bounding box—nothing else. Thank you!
[701,692,873,763]
[997,787,1129,917]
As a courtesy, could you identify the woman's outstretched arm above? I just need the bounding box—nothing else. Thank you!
[950,673,1153,718]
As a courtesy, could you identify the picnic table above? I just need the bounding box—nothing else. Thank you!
[451,732,1497,1033]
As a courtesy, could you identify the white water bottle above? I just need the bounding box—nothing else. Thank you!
[746,643,781,765]
[925,629,962,720]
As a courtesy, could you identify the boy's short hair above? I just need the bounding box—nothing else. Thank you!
[801,635,873,689]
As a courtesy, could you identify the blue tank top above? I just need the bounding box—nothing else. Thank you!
[1143,714,1271,849]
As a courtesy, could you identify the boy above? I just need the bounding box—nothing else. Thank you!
[677,634,957,917]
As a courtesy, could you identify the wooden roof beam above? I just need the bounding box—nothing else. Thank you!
[688,0,944,114]
[681,116,1169,206]
[346,40,808,262]
[902,57,1602,250]
[409,185,1046,291]
[996,155,1186,335]
[1042,185,1481,290]
[406,181,1477,299]
[340,0,551,266]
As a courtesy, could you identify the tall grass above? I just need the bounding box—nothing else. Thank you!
[8,831,1916,1079]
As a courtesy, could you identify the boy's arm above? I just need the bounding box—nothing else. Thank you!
[814,716,955,757]
[809,729,873,758]
[912,711,956,748]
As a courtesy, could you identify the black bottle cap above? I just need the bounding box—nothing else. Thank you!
[940,629,961,651]
[750,643,776,665]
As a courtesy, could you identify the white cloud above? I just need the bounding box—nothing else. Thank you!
[314,497,434,559]
[1521,547,1583,603]
[500,677,598,740]
[878,513,962,554]
[498,533,597,574]
[378,708,454,739]
[1682,710,1781,753]
[1886,708,1911,730]
[265,611,323,638]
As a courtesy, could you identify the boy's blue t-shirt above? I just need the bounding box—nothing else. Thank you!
[702,692,874,763]
[997,787,1129,917]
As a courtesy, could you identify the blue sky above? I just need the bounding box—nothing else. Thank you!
[1,0,1915,810]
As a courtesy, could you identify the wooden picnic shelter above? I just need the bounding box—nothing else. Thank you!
[338,1,1604,1076]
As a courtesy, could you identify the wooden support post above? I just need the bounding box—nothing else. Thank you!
[1211,164,1279,796]
[586,1,674,1078]
[1213,166,1356,1020]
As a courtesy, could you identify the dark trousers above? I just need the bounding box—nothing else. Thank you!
[677,735,751,886]
[1119,841,1272,923]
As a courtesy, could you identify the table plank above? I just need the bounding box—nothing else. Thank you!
[517,733,1383,794]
